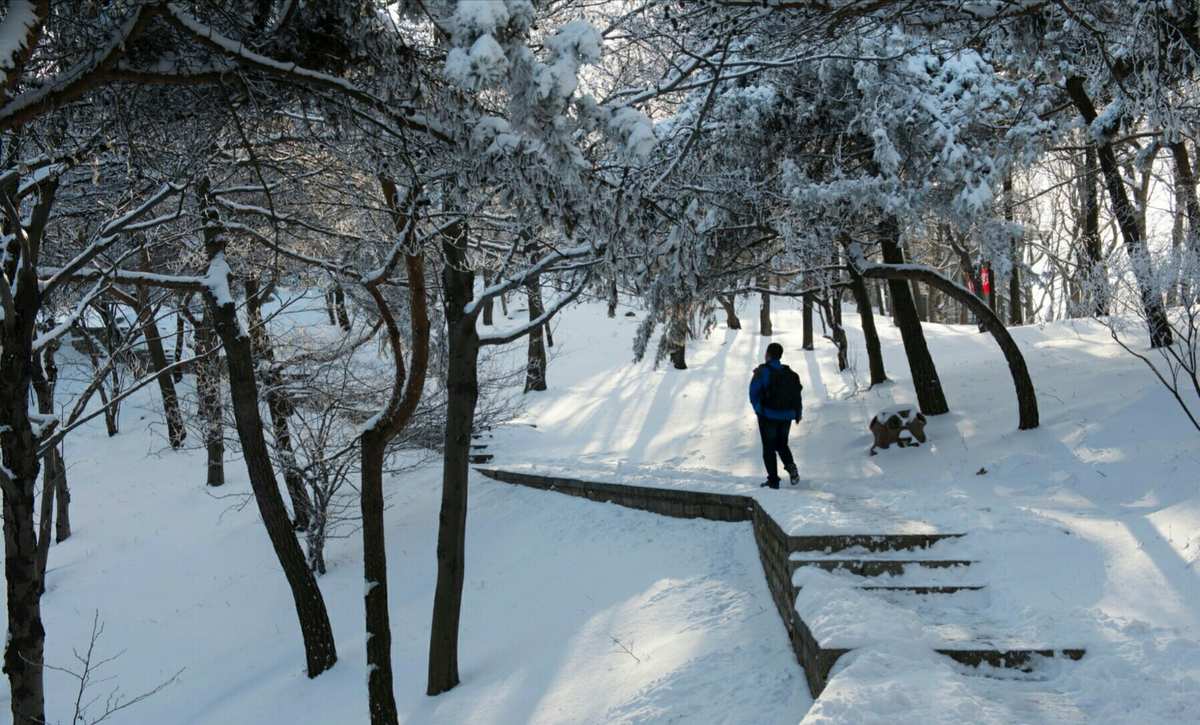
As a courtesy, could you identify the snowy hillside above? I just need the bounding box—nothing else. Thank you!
[6,298,1200,723]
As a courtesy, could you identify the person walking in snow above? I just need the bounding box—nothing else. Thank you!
[749,342,803,488]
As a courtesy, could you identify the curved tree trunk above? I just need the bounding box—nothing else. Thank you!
[245,278,311,530]
[859,264,1039,430]
[879,219,949,415]
[363,179,431,723]
[717,294,741,330]
[199,183,336,677]
[1067,78,1171,347]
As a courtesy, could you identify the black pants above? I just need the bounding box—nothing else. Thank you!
[758,416,796,484]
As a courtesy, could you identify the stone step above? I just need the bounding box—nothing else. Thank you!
[789,558,975,577]
[938,648,1086,671]
[794,584,985,596]
[788,532,965,553]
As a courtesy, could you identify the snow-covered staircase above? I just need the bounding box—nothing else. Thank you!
[474,468,1085,701]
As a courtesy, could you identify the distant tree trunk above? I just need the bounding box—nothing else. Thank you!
[524,276,548,392]
[498,289,509,318]
[1170,140,1200,301]
[717,294,741,330]
[481,272,495,326]
[911,281,928,322]
[802,293,814,350]
[1005,175,1023,325]
[428,224,479,697]
[1080,144,1107,315]
[94,305,122,436]
[245,278,311,530]
[879,218,949,415]
[849,267,887,386]
[758,274,772,336]
[818,296,848,371]
[607,278,618,318]
[31,347,58,595]
[198,186,337,678]
[333,285,351,331]
[859,264,1039,430]
[135,265,186,448]
[192,309,225,488]
[172,309,185,383]
[324,288,337,325]
[668,306,688,370]
[1067,77,1171,346]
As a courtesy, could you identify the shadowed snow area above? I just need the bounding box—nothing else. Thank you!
[4,295,1200,723]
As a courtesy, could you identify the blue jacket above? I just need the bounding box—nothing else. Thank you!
[749,359,801,422]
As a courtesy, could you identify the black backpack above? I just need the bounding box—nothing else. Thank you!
[763,364,803,413]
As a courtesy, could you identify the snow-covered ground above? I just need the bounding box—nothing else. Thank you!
[5,295,1200,723]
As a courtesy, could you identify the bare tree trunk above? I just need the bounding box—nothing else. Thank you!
[717,294,741,330]
[172,308,185,383]
[607,278,618,318]
[1068,78,1171,346]
[198,184,337,677]
[245,278,311,530]
[1,177,55,725]
[333,285,351,331]
[859,264,1039,430]
[1081,144,1107,315]
[849,267,887,385]
[135,264,186,448]
[880,218,949,415]
[428,226,479,697]
[364,179,431,724]
[191,308,225,488]
[668,306,688,370]
[324,288,337,325]
[758,274,772,336]
[802,293,814,350]
[524,275,548,392]
[30,347,58,594]
[818,296,849,371]
[1006,175,1023,325]
[1170,140,1200,301]
[481,272,495,326]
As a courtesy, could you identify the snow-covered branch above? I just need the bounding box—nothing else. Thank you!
[479,271,593,347]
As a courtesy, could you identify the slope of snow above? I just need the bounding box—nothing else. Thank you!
[4,293,1199,723]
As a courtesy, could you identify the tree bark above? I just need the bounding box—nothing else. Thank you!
[717,294,741,330]
[200,183,336,677]
[758,274,772,336]
[245,278,310,530]
[1067,77,1171,346]
[1170,140,1200,301]
[607,278,618,318]
[481,272,495,326]
[1080,144,1107,315]
[333,284,351,331]
[524,276,548,392]
[172,307,185,383]
[428,224,479,696]
[0,178,55,725]
[849,267,887,385]
[879,219,949,415]
[364,179,431,723]
[135,266,186,448]
[858,264,1039,430]
[668,306,688,370]
[30,348,58,594]
[1005,175,1023,325]
[191,307,225,488]
[802,293,814,350]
